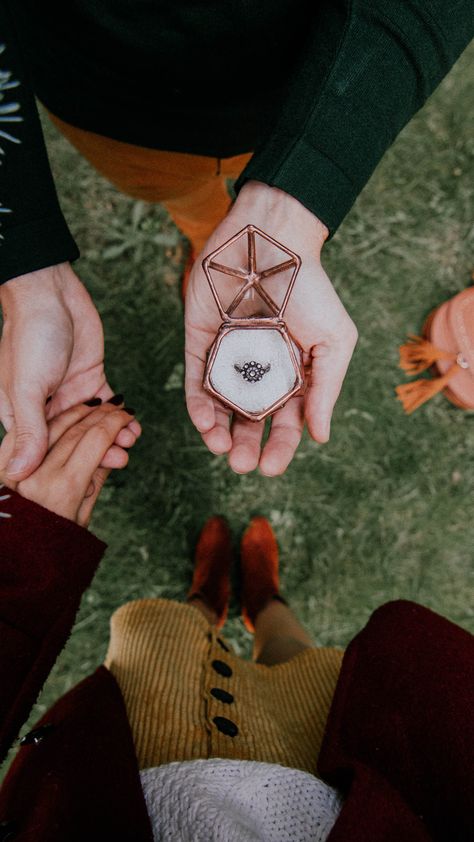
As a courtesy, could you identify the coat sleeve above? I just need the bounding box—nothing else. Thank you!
[236,0,474,235]
[0,0,79,283]
[318,600,474,841]
[0,487,106,762]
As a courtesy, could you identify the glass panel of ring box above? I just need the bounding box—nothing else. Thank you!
[203,225,304,421]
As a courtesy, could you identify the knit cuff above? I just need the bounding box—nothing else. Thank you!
[235,134,359,238]
[0,214,80,285]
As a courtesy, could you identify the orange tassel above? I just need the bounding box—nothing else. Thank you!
[395,365,458,414]
[398,335,457,375]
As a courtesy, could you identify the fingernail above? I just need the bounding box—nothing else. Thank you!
[123,407,135,415]
[107,393,124,405]
[84,398,102,407]
[6,457,27,476]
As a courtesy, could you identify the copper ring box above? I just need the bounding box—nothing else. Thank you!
[202,224,304,421]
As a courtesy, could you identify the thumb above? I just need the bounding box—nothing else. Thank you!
[77,467,110,527]
[6,390,48,480]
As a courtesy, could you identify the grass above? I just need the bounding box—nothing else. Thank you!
[2,42,473,764]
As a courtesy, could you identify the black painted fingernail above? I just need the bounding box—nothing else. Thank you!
[107,393,124,405]
[123,407,135,415]
[46,396,52,404]
[84,398,102,407]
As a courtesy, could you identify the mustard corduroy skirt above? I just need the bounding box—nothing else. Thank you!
[104,599,343,775]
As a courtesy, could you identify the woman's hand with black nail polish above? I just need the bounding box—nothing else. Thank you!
[0,401,138,525]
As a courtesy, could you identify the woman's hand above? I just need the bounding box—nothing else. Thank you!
[0,402,137,526]
[185,180,358,476]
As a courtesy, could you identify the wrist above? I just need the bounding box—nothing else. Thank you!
[0,262,74,305]
[232,181,328,256]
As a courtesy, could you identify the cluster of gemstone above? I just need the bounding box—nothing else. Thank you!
[235,361,270,383]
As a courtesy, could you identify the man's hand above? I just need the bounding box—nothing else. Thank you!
[0,262,140,480]
[185,181,358,476]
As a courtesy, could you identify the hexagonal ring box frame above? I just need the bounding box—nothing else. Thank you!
[202,224,305,421]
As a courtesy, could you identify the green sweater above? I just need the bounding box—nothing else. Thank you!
[0,0,472,283]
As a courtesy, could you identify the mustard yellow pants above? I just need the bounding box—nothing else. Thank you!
[49,112,253,255]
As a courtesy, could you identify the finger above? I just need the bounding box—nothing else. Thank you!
[100,444,130,469]
[5,386,49,480]
[48,396,136,444]
[185,346,216,434]
[65,409,134,494]
[84,391,141,443]
[305,335,356,443]
[0,430,16,483]
[99,417,140,468]
[45,379,114,421]
[77,467,111,528]
[114,427,137,449]
[0,390,14,433]
[201,402,232,454]
[127,419,142,437]
[47,405,128,468]
[228,416,265,474]
[94,381,115,402]
[47,396,139,465]
[259,395,305,476]
[47,400,106,448]
[97,390,141,443]
[0,394,15,480]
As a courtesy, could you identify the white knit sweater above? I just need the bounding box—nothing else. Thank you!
[140,758,342,841]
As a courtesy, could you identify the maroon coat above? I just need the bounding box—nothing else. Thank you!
[0,490,472,841]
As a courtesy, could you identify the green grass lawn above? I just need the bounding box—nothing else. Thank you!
[3,43,474,758]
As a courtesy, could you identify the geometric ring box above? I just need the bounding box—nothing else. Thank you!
[203,224,304,421]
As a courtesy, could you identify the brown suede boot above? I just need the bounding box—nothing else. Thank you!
[187,516,232,629]
[240,517,287,633]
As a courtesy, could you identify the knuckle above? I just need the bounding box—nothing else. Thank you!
[14,428,39,444]
[18,475,39,497]
[95,421,115,443]
[116,409,132,426]
[346,320,359,348]
[76,415,102,433]
[14,425,45,446]
[10,384,44,406]
[312,340,331,361]
[62,421,87,441]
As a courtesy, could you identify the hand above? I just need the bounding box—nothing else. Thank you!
[0,402,137,526]
[185,181,358,476]
[0,262,141,481]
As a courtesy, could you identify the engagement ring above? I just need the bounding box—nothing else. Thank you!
[234,361,271,383]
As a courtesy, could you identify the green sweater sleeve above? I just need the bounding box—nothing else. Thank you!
[235,0,474,235]
[0,0,79,284]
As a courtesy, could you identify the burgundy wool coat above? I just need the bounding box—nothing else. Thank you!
[0,490,472,841]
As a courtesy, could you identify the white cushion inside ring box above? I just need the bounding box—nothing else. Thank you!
[209,327,300,414]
